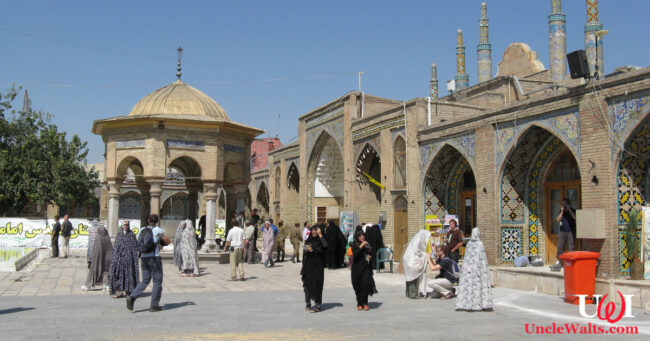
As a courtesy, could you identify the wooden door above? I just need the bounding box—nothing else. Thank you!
[544,183,580,264]
[461,191,476,236]
[393,197,408,262]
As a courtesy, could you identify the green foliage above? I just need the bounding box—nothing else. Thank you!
[0,86,99,215]
[624,208,640,262]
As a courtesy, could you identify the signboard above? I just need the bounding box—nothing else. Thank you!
[216,219,226,240]
[339,211,358,236]
[0,218,141,248]
[425,215,442,233]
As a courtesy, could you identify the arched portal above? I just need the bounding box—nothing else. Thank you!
[307,132,344,223]
[356,143,382,203]
[500,126,581,263]
[286,162,300,203]
[116,157,146,223]
[424,144,476,235]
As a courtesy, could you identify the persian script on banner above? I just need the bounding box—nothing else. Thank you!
[0,218,141,248]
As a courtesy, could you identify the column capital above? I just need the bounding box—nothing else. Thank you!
[107,180,122,197]
[203,183,218,200]
[147,179,164,195]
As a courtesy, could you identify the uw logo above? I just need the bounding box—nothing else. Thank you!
[577,291,634,323]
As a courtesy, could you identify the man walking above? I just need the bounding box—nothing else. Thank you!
[127,214,165,313]
[446,219,463,264]
[275,220,287,263]
[51,215,61,258]
[61,215,73,258]
[243,221,256,264]
[224,218,245,281]
[290,223,302,263]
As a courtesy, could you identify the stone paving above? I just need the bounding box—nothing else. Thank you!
[0,249,403,297]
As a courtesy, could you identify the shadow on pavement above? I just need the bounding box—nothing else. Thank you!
[320,302,343,311]
[0,307,35,314]
[368,302,383,309]
[162,301,196,310]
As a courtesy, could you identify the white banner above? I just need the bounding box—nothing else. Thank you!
[0,218,141,248]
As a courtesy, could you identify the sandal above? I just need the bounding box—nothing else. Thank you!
[305,304,311,311]
[441,292,454,300]
[112,292,125,299]
[310,306,321,313]
[180,273,187,277]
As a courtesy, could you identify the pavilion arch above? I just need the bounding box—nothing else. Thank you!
[499,125,581,264]
[355,142,382,202]
[393,135,407,190]
[168,156,202,185]
[423,143,477,235]
[116,156,145,182]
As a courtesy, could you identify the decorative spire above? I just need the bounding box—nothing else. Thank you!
[176,46,183,81]
[477,2,492,83]
[430,63,439,99]
[455,29,469,90]
[552,0,562,13]
[584,0,604,77]
[548,0,567,82]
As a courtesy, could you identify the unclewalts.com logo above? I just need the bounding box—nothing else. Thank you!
[524,291,639,335]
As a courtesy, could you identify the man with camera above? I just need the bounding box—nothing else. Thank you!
[553,198,576,270]
[224,218,245,281]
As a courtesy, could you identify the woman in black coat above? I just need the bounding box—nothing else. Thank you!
[301,225,328,313]
[350,230,378,311]
[325,221,338,269]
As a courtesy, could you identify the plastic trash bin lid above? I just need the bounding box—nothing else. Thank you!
[558,251,600,261]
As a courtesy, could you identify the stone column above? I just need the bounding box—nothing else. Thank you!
[477,2,492,83]
[107,180,121,237]
[548,0,567,82]
[202,183,219,252]
[148,180,163,217]
[584,0,604,78]
[455,29,469,90]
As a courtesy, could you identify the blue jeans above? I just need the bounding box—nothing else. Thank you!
[130,256,163,308]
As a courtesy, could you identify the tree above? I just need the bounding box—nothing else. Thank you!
[0,86,99,215]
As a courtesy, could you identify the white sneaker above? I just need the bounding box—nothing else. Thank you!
[81,285,89,291]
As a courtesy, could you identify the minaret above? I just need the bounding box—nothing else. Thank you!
[548,0,567,82]
[584,0,604,77]
[477,3,492,83]
[430,63,439,99]
[455,29,469,90]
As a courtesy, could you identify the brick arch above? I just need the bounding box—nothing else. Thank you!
[498,121,580,178]
[355,142,382,202]
[305,130,344,222]
[287,162,300,192]
[167,155,202,179]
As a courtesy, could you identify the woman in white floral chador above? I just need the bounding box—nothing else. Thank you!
[455,227,493,311]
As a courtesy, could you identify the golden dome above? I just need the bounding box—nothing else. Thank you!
[128,80,229,120]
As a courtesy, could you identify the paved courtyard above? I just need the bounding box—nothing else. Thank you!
[0,249,649,340]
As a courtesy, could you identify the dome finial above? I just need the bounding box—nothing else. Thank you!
[176,46,183,80]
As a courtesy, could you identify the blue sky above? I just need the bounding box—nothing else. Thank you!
[1,0,648,164]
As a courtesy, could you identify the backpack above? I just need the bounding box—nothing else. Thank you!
[450,259,461,280]
[138,227,157,254]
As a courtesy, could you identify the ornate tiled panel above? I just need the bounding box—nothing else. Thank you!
[501,227,522,262]
[618,229,642,275]
[617,121,650,223]
[609,91,650,145]
[352,116,404,141]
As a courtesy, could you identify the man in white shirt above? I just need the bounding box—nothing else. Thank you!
[302,221,311,241]
[224,218,245,281]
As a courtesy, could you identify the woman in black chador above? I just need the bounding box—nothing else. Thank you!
[350,230,378,311]
[301,225,328,313]
[324,221,339,269]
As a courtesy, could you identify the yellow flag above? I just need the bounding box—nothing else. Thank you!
[362,171,385,190]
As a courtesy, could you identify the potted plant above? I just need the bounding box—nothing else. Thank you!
[625,209,643,280]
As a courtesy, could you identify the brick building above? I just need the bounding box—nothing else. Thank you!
[249,1,650,278]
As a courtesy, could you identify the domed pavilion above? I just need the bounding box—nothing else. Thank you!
[92,53,263,251]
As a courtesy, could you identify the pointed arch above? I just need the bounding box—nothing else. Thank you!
[287,162,300,192]
[356,143,382,202]
[274,166,281,200]
[256,181,270,216]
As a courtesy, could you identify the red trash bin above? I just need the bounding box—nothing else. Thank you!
[558,251,600,305]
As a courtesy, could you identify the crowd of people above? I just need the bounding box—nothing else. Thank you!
[51,209,491,314]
